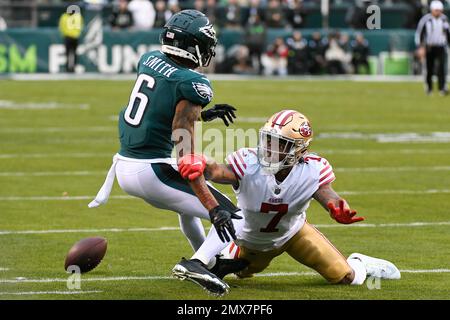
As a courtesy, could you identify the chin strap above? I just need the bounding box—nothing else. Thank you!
[195,45,203,67]
[161,45,199,66]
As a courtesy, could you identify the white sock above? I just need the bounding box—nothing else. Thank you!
[347,257,367,285]
[178,214,206,252]
[191,210,245,269]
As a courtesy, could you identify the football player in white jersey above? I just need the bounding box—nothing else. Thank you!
[173,110,400,294]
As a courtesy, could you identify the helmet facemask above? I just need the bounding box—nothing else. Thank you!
[258,129,310,175]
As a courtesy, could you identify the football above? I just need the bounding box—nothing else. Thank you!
[64,237,107,273]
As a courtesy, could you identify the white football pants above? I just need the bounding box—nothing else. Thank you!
[89,154,243,264]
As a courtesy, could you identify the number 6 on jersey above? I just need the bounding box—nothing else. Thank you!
[123,74,155,127]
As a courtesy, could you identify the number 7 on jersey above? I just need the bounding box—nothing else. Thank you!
[260,203,289,233]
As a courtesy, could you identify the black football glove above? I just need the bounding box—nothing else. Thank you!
[201,104,237,127]
[209,206,242,243]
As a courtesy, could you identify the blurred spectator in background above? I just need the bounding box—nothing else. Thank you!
[128,0,156,30]
[0,15,7,31]
[154,0,172,28]
[84,0,107,10]
[245,14,267,74]
[324,32,350,74]
[245,0,265,26]
[217,0,243,29]
[339,32,352,73]
[194,0,206,13]
[351,33,370,74]
[59,6,84,73]
[339,32,350,52]
[217,45,252,74]
[265,0,287,28]
[205,0,219,24]
[168,0,182,16]
[109,0,134,30]
[286,31,308,74]
[231,45,254,74]
[286,0,307,29]
[308,31,326,74]
[404,0,427,29]
[263,37,289,76]
[345,0,372,29]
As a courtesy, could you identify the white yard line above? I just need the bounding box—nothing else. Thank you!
[319,149,450,155]
[1,166,449,177]
[0,290,102,296]
[0,276,172,284]
[0,153,112,159]
[0,100,89,110]
[0,269,449,285]
[0,171,106,177]
[0,221,449,236]
[0,227,180,235]
[0,189,449,202]
[334,166,450,172]
[0,268,9,271]
[0,195,132,201]
[338,189,450,196]
[0,127,114,134]
[317,132,450,143]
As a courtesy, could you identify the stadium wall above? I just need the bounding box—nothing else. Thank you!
[0,28,416,74]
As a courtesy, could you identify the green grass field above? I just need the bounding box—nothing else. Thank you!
[0,79,449,300]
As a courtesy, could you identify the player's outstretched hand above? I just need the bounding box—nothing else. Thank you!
[201,104,236,126]
[178,154,206,180]
[209,206,242,242]
[327,199,365,224]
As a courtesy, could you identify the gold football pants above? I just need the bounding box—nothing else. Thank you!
[237,222,352,283]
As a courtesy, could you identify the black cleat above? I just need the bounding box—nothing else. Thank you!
[172,258,230,296]
[209,255,249,279]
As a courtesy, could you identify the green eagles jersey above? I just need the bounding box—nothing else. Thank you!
[118,50,213,159]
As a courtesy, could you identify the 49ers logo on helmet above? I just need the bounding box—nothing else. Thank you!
[299,122,312,137]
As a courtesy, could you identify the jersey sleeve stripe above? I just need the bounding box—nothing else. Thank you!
[226,155,242,179]
[232,156,245,177]
[319,166,332,179]
[235,151,247,169]
[319,176,335,187]
[320,165,331,175]
[319,170,334,182]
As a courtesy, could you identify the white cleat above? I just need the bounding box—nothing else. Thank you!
[349,253,401,280]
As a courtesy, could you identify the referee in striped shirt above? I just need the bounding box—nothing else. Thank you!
[415,1,450,96]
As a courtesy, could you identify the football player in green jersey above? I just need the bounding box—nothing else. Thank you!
[89,10,246,295]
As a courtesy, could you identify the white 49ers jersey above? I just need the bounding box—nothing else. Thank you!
[226,148,335,251]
